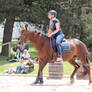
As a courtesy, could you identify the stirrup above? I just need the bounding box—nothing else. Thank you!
[57,57,63,62]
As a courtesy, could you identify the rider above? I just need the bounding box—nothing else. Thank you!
[48,10,64,61]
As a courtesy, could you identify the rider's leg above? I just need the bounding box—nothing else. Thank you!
[50,36,54,51]
[55,35,63,61]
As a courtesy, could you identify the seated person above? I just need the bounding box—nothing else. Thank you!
[16,49,33,73]
[8,48,22,62]
[16,59,26,73]
[17,42,29,53]
[21,49,31,61]
[23,59,34,74]
[14,49,22,62]
[13,42,29,54]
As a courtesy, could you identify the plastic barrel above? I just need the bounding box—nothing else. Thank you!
[49,62,64,79]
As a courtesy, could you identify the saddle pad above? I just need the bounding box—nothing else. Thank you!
[60,40,70,52]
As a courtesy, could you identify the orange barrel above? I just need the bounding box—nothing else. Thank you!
[49,62,64,79]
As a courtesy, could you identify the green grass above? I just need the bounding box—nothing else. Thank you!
[0,56,73,76]
[0,57,48,76]
[0,43,74,76]
[0,43,49,75]
[0,43,92,76]
[0,55,92,76]
[0,56,19,73]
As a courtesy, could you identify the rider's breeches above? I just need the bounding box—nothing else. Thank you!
[55,34,63,56]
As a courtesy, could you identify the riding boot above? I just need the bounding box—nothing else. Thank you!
[57,55,63,62]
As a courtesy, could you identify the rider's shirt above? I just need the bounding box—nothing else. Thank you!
[50,17,64,38]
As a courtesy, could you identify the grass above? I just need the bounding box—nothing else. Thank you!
[0,56,19,73]
[0,55,74,76]
[0,43,92,76]
[0,43,49,75]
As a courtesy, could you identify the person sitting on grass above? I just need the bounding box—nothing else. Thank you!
[21,49,32,61]
[14,48,22,62]
[16,59,26,73]
[16,49,33,73]
[8,48,22,62]
[23,59,34,74]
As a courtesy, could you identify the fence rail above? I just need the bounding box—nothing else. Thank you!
[0,40,18,57]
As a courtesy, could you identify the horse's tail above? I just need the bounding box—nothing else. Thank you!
[82,56,90,76]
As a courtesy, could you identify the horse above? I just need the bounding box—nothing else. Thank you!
[19,25,92,85]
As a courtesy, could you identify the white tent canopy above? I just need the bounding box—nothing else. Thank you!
[0,22,35,38]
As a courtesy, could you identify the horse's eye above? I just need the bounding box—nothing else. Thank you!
[21,30,25,34]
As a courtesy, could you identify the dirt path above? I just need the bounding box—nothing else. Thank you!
[0,76,92,92]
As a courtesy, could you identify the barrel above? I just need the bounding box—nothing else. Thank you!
[49,62,64,79]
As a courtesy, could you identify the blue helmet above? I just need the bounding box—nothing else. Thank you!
[48,10,57,16]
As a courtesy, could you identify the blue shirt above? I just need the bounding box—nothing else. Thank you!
[50,17,64,37]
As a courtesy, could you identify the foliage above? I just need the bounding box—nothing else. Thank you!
[0,0,25,19]
[0,0,92,54]
[25,0,92,49]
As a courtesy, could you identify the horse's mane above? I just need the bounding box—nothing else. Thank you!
[29,29,49,40]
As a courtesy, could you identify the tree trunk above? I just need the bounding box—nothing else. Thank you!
[1,17,15,56]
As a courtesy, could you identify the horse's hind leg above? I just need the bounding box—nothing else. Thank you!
[84,65,92,85]
[78,56,92,84]
[69,59,80,84]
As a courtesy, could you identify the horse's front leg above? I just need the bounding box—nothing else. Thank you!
[33,60,47,84]
[34,67,43,84]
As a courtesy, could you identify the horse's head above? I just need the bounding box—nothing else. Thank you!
[19,24,29,45]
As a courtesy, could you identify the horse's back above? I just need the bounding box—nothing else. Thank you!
[67,38,87,50]
[62,38,88,61]
[67,38,88,56]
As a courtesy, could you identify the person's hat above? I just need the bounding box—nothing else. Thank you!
[48,10,57,16]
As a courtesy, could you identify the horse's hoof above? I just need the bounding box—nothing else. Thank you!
[70,78,75,84]
[32,81,39,85]
[39,80,44,84]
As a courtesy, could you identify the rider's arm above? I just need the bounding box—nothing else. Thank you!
[48,22,52,35]
[48,28,52,34]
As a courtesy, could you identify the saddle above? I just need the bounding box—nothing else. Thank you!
[50,37,70,62]
[50,38,70,53]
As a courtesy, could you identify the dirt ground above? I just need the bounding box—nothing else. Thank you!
[0,75,92,92]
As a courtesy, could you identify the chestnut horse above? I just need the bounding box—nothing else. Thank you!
[19,25,92,85]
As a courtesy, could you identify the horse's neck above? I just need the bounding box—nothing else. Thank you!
[31,40,41,50]
[28,32,46,50]
[28,31,56,61]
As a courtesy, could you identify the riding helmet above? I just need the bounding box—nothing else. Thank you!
[48,10,57,16]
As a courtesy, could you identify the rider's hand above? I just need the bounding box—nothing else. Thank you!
[48,33,52,37]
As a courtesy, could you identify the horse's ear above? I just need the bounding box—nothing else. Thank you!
[21,27,25,34]
[25,24,28,32]
[22,26,25,30]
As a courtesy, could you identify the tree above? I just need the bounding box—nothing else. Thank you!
[0,0,92,56]
[1,17,15,56]
[0,0,25,56]
[0,0,61,56]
